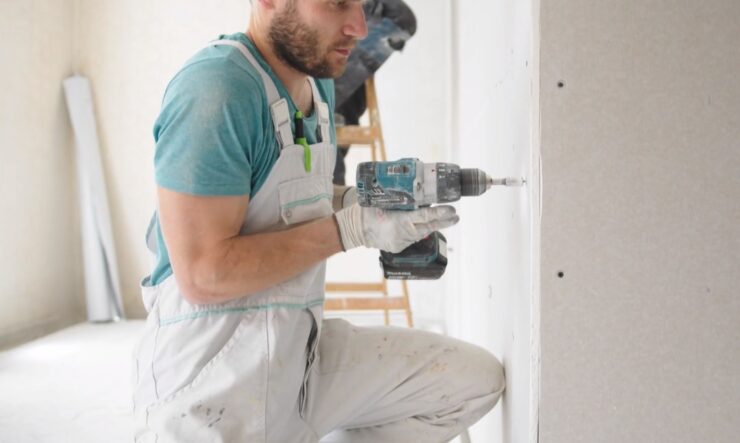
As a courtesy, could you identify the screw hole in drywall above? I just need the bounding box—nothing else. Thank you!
[557,271,565,278]
[557,81,565,88]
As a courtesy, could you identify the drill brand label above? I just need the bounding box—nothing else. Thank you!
[385,164,412,175]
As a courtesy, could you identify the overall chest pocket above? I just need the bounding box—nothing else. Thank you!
[278,174,334,226]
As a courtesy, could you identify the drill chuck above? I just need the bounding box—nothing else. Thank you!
[460,169,492,197]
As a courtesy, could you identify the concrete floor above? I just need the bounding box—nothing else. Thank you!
[0,321,142,443]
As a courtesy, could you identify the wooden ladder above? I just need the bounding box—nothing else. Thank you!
[324,77,414,327]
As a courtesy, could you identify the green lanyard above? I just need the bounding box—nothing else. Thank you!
[294,111,311,173]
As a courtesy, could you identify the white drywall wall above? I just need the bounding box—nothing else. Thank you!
[0,0,84,348]
[447,1,540,442]
[539,1,740,441]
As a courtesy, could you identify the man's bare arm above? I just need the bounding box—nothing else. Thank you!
[158,186,343,305]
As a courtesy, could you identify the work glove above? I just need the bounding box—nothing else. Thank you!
[334,203,459,253]
[342,187,358,208]
[332,186,358,211]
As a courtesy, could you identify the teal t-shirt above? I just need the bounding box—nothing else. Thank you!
[148,33,336,286]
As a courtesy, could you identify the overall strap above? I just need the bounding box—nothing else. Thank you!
[207,39,294,149]
[308,78,332,143]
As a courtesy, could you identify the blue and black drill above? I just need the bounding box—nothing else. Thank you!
[356,158,524,279]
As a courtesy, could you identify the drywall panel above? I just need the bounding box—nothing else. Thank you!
[447,1,540,442]
[0,0,84,348]
[539,1,740,441]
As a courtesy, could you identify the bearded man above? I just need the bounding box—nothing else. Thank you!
[133,1,504,441]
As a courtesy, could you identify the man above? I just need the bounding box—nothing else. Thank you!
[133,1,505,441]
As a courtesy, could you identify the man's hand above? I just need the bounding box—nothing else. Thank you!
[332,185,358,211]
[334,203,459,253]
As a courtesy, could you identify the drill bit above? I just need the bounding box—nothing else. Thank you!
[488,176,527,188]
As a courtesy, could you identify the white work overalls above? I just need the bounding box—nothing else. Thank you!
[133,39,505,443]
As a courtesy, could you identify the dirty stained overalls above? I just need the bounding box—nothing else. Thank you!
[133,39,505,443]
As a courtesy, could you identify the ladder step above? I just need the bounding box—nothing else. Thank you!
[325,282,385,292]
[336,126,378,145]
[324,297,408,311]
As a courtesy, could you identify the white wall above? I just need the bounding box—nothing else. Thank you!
[0,0,84,348]
[447,1,540,442]
[539,1,740,441]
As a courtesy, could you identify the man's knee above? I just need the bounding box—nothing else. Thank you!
[423,335,506,398]
[465,344,505,399]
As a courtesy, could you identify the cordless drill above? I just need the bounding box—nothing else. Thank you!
[356,158,524,279]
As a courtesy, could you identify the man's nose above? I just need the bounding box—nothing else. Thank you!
[343,5,368,40]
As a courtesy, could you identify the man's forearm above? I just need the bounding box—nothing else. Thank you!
[182,216,343,305]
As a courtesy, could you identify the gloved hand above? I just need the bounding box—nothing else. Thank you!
[341,187,357,208]
[332,186,358,211]
[334,203,459,253]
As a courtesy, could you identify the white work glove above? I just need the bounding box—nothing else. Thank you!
[332,186,358,211]
[334,203,459,253]
[342,187,357,208]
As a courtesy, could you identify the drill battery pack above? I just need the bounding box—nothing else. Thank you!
[379,232,448,280]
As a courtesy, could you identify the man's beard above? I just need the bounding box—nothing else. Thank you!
[268,2,350,78]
